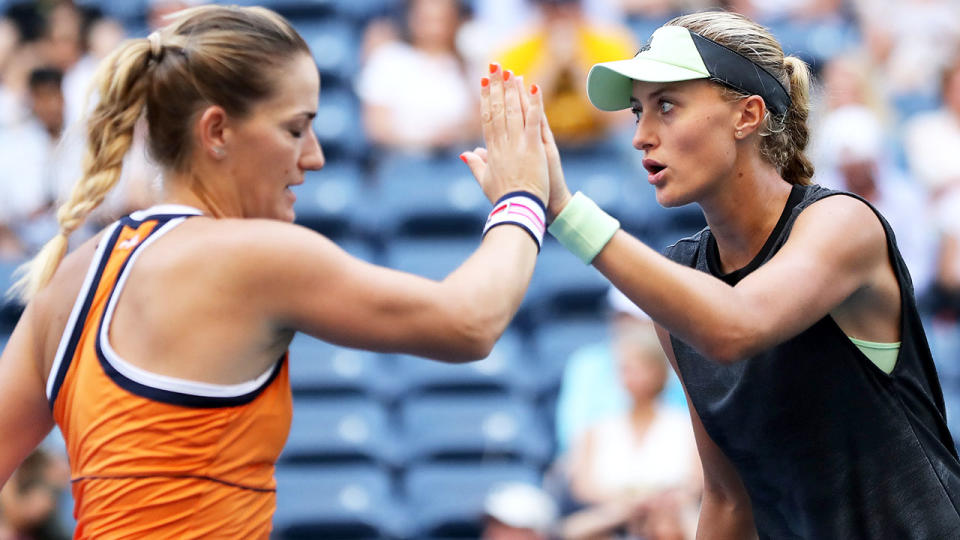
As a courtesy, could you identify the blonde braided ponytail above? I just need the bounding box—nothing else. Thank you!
[9,36,156,303]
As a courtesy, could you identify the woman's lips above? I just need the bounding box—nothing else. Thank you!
[642,158,667,185]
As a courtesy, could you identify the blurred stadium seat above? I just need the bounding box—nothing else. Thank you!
[392,329,538,397]
[74,0,147,23]
[401,394,552,466]
[0,259,24,330]
[554,152,632,216]
[274,463,410,539]
[288,334,397,399]
[385,237,480,280]
[367,155,488,237]
[528,241,609,319]
[281,396,403,466]
[313,87,367,158]
[296,19,360,85]
[532,316,609,395]
[293,161,365,236]
[404,461,542,538]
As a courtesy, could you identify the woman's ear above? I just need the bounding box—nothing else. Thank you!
[734,95,766,139]
[196,105,229,159]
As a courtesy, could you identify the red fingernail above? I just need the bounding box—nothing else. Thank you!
[503,70,511,81]
[531,84,539,95]
[459,154,468,164]
[480,77,489,88]
[489,63,498,74]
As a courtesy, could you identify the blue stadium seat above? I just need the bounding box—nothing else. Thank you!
[400,394,552,465]
[281,396,402,466]
[239,0,334,13]
[532,317,610,394]
[274,464,409,539]
[330,0,400,21]
[296,20,360,84]
[0,259,24,330]
[528,241,609,318]
[393,330,538,396]
[75,0,148,23]
[404,462,542,538]
[385,237,479,281]
[287,333,397,399]
[313,87,366,158]
[293,161,364,236]
[367,155,488,237]
[555,153,632,216]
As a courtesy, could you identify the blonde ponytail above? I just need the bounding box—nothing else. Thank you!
[9,38,155,303]
[778,56,814,185]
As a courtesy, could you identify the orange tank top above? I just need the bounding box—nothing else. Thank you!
[47,205,292,539]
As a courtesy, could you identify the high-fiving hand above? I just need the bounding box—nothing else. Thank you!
[460,64,549,206]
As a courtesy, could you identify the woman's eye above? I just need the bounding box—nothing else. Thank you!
[289,130,303,138]
[659,100,674,114]
[631,107,642,124]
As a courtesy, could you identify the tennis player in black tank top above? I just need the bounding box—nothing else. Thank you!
[465,10,960,539]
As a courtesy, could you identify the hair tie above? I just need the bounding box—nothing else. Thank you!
[147,32,164,62]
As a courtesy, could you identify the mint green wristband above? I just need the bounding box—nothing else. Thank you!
[548,191,620,264]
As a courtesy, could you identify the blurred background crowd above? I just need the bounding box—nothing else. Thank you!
[0,0,959,538]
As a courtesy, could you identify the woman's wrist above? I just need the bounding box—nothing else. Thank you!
[548,190,573,223]
[547,191,620,264]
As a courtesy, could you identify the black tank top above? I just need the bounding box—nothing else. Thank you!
[665,184,960,539]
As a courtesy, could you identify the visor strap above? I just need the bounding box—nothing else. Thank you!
[688,31,791,117]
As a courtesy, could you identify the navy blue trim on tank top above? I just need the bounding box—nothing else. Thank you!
[48,223,125,410]
[93,214,286,409]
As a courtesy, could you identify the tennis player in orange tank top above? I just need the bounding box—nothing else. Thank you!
[0,5,550,539]
[50,211,292,538]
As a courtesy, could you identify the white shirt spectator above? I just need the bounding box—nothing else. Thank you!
[584,406,697,497]
[904,110,960,193]
[357,41,474,151]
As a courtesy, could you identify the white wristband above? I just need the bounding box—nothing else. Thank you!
[482,191,546,252]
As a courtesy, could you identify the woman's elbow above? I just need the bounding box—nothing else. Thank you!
[699,327,755,365]
[443,306,500,363]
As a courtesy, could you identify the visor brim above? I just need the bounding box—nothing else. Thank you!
[586,58,709,111]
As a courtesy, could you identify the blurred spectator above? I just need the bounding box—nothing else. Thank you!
[55,9,154,232]
[560,305,699,538]
[814,52,893,127]
[853,0,960,108]
[554,287,685,455]
[812,105,936,298]
[0,448,69,540]
[0,67,65,259]
[903,53,960,196]
[495,0,636,147]
[61,15,123,127]
[357,0,479,154]
[617,0,714,19]
[40,2,82,74]
[482,482,558,540]
[149,0,201,32]
[724,0,842,21]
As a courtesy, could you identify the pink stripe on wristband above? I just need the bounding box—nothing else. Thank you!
[483,192,546,251]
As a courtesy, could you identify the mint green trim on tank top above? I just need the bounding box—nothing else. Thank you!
[848,336,900,374]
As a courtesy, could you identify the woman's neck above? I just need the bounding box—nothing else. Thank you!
[699,159,794,274]
[629,399,657,431]
[161,170,236,219]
